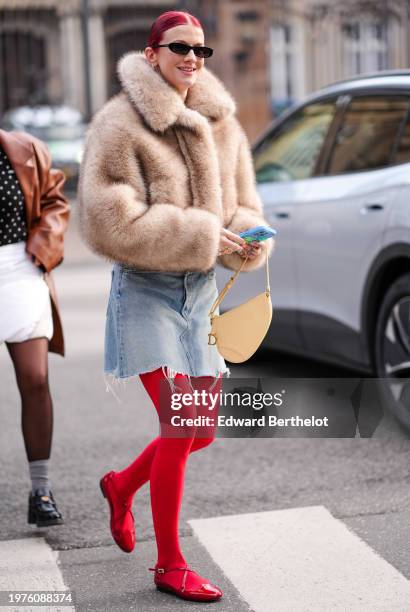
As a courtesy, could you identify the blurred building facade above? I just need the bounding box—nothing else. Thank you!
[1,0,410,140]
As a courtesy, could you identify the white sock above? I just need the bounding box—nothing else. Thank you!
[29,459,51,494]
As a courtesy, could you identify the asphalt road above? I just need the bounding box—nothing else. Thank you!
[0,205,408,611]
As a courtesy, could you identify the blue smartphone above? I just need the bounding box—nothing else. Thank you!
[239,225,277,243]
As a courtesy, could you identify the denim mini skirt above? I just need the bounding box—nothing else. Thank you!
[104,263,230,393]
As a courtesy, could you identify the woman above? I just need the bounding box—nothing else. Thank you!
[78,10,274,603]
[0,129,70,526]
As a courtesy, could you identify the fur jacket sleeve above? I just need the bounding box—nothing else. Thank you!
[217,126,274,272]
[77,51,274,273]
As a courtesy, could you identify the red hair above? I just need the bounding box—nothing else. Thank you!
[147,11,203,48]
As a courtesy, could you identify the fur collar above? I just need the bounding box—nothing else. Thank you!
[117,50,236,133]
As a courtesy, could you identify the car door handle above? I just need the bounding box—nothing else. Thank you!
[360,204,384,214]
[273,211,291,219]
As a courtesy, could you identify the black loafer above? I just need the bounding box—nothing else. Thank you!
[28,488,64,527]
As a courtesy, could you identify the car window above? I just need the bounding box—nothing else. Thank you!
[393,111,410,165]
[326,96,409,175]
[23,125,86,141]
[254,101,336,183]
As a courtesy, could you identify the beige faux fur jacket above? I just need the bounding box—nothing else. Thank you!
[77,51,273,273]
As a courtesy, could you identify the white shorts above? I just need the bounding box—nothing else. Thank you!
[0,241,53,344]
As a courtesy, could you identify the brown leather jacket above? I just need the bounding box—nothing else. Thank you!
[0,129,70,356]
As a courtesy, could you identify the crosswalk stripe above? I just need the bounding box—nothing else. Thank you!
[0,538,75,611]
[189,505,410,612]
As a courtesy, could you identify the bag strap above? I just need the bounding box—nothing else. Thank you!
[208,248,270,319]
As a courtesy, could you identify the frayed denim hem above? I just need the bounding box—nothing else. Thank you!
[103,372,143,403]
[104,365,231,402]
[160,365,231,394]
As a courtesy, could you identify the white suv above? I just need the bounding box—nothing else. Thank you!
[219,71,410,430]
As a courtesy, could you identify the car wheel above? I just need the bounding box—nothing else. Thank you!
[374,272,410,431]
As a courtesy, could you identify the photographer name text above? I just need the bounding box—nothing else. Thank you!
[170,415,329,427]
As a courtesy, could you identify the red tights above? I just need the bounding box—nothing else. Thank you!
[113,367,221,570]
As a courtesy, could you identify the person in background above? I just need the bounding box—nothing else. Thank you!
[0,129,70,527]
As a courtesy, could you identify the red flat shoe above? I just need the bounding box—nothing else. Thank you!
[148,565,223,602]
[100,471,135,553]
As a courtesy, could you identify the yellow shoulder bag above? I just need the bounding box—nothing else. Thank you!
[207,251,272,363]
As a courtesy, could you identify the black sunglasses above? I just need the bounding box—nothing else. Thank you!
[152,42,213,59]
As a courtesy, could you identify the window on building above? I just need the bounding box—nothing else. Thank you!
[326,96,409,175]
[254,101,336,183]
[0,31,47,112]
[269,23,294,113]
[342,18,389,76]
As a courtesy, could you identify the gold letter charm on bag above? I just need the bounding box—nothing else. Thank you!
[208,250,272,363]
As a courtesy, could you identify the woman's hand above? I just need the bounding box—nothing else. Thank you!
[217,228,247,256]
[238,240,262,260]
[31,254,47,273]
[217,228,262,260]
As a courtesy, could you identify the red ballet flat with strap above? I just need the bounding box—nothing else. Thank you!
[148,564,222,602]
[100,471,135,553]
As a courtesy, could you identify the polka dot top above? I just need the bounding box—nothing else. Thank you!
[0,145,28,247]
